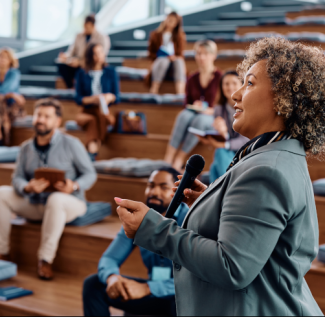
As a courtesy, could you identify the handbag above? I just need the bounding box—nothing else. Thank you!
[117,111,147,135]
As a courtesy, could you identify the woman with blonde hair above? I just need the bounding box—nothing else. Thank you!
[165,40,222,170]
[148,12,187,94]
[0,48,25,145]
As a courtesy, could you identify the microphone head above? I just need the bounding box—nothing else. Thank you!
[185,154,205,176]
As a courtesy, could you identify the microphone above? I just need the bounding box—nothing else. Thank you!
[166,154,205,219]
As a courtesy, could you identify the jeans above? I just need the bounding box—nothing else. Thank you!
[209,148,235,183]
[170,109,215,154]
[83,274,177,316]
[152,57,186,83]
[57,64,80,89]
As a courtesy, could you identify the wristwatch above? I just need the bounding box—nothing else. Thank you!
[73,182,79,192]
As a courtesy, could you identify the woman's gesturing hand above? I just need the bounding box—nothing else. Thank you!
[115,198,150,239]
[172,175,208,208]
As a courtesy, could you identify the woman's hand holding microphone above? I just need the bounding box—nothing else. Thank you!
[115,176,207,239]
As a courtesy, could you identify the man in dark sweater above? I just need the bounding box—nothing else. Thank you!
[0,99,97,280]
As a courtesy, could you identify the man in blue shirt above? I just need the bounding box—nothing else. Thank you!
[83,167,189,316]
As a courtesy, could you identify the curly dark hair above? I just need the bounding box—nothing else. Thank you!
[237,37,325,157]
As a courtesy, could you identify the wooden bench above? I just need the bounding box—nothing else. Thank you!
[0,164,148,214]
[10,128,215,171]
[0,216,147,316]
[287,10,325,20]
[237,25,325,36]
[123,57,243,73]
[24,100,183,135]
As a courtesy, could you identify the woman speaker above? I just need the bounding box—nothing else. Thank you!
[115,37,324,316]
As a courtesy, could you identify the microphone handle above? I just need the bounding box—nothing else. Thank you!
[165,170,196,218]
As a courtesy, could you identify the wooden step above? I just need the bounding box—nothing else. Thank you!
[120,80,176,94]
[6,216,147,278]
[287,9,325,19]
[10,128,215,171]
[237,25,325,36]
[305,260,325,314]
[24,100,183,135]
[0,164,148,215]
[123,58,242,73]
[0,269,124,316]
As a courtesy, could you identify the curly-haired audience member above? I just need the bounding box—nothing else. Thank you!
[114,37,325,316]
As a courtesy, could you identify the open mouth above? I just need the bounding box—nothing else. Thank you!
[234,107,243,118]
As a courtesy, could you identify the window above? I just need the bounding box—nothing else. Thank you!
[112,0,157,27]
[27,0,92,41]
[0,0,20,38]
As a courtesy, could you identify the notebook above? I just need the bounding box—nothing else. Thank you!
[34,168,65,192]
[0,287,33,301]
[188,127,226,142]
[186,102,209,113]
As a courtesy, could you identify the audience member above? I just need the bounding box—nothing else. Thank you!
[83,167,189,317]
[198,71,249,183]
[75,43,120,161]
[0,48,25,145]
[148,12,186,94]
[57,14,111,88]
[164,40,222,170]
[0,98,97,280]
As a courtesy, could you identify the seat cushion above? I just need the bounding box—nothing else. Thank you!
[67,202,112,227]
[93,158,171,178]
[12,116,33,128]
[313,179,325,196]
[0,146,20,162]
[0,260,17,281]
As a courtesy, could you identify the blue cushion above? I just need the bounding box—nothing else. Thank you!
[67,202,112,226]
[313,179,325,196]
[0,147,20,163]
[12,116,33,128]
[0,261,17,281]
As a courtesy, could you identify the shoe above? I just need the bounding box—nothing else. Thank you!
[38,260,54,281]
[0,254,10,261]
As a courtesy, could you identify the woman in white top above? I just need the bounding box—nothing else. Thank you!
[148,12,187,94]
[75,43,120,161]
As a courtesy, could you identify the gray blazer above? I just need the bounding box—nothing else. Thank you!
[134,139,323,316]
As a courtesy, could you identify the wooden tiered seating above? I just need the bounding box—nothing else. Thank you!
[25,100,183,135]
[123,57,243,73]
[10,128,214,171]
[0,164,147,214]
[0,217,147,316]
[237,25,325,37]
[287,9,325,19]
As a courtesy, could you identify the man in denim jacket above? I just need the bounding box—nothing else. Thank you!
[83,167,188,316]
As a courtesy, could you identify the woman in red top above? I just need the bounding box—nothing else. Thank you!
[165,40,222,170]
